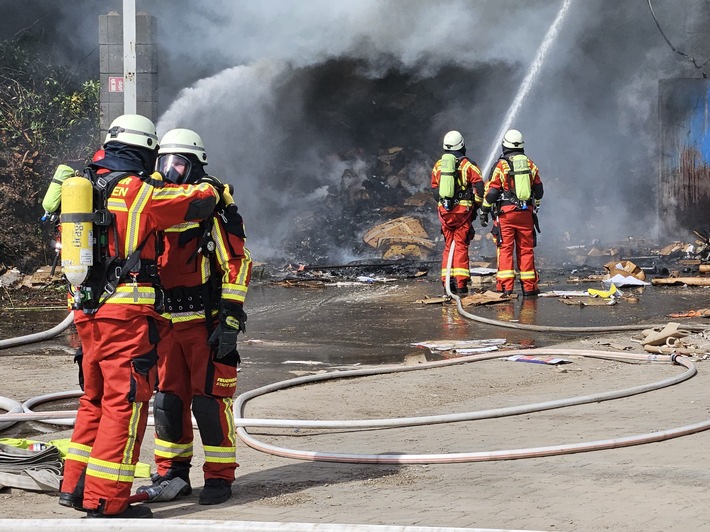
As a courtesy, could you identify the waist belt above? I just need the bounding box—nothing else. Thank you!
[164,285,205,313]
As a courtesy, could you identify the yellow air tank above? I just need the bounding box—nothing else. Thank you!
[60,176,94,287]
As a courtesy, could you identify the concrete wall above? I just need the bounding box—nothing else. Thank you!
[98,11,157,137]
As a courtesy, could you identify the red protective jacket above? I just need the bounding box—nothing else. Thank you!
[482,151,543,294]
[431,155,484,289]
[153,197,252,483]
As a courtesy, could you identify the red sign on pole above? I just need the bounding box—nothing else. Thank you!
[108,76,124,93]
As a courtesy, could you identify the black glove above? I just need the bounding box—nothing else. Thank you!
[208,300,247,359]
[196,175,225,195]
[479,211,489,227]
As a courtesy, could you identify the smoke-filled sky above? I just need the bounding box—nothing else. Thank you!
[2,0,704,263]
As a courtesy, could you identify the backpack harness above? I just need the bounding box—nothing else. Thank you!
[64,169,161,314]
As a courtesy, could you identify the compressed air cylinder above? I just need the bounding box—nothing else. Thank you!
[60,176,94,287]
[41,164,76,214]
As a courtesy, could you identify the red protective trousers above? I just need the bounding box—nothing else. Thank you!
[495,208,538,293]
[438,204,474,289]
[154,320,238,482]
[61,313,166,515]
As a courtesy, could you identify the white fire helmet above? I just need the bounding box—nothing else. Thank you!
[104,114,158,150]
[502,129,524,149]
[158,128,208,165]
[442,130,465,151]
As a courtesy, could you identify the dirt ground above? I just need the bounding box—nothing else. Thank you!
[1,277,710,531]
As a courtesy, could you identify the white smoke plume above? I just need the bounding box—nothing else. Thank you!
[3,0,698,263]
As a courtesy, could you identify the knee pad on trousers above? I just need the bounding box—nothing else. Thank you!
[192,395,224,446]
[154,392,184,442]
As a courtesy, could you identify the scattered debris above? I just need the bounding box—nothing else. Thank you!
[667,308,710,318]
[652,276,710,286]
[412,338,507,355]
[362,216,435,260]
[460,290,515,306]
[640,322,690,346]
[602,260,650,287]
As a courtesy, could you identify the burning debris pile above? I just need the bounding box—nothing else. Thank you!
[279,145,440,267]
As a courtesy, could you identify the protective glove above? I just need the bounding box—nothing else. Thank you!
[479,211,489,227]
[196,174,226,196]
[208,300,247,359]
[197,175,236,206]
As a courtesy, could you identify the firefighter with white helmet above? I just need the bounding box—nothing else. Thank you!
[58,115,220,519]
[431,130,484,294]
[480,128,544,296]
[144,128,251,505]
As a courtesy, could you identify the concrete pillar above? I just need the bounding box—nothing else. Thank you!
[98,11,157,137]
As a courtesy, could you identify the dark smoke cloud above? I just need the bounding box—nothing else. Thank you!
[2,0,699,263]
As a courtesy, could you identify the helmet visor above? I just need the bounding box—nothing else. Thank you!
[158,154,192,184]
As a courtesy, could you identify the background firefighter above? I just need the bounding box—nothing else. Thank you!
[431,130,484,294]
[144,128,252,506]
[58,115,219,519]
[479,129,544,296]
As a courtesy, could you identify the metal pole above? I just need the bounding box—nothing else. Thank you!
[123,0,137,114]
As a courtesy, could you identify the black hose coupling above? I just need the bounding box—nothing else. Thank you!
[671,353,679,364]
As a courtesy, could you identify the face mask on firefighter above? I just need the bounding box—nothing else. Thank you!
[158,154,192,184]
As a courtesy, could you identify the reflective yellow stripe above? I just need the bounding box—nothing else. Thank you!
[497,270,516,280]
[223,398,236,447]
[520,270,536,279]
[123,401,143,464]
[125,181,152,256]
[152,182,213,200]
[86,456,136,483]
[154,438,193,459]
[203,443,236,464]
[442,267,470,278]
[102,285,156,305]
[164,221,200,232]
[66,442,92,464]
[221,283,248,304]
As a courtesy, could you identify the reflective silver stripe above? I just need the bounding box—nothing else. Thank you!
[161,142,206,156]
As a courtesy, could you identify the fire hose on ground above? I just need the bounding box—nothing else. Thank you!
[443,241,707,333]
[1,254,709,464]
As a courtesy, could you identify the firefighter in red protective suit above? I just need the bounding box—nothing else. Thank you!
[431,130,484,294]
[141,128,251,506]
[58,114,220,519]
[479,129,543,296]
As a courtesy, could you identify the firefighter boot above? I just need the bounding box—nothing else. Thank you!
[199,478,233,505]
[58,470,86,511]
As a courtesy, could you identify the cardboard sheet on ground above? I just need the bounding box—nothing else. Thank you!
[541,290,590,297]
[460,290,513,306]
[559,298,617,306]
[413,339,506,353]
[603,260,649,286]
